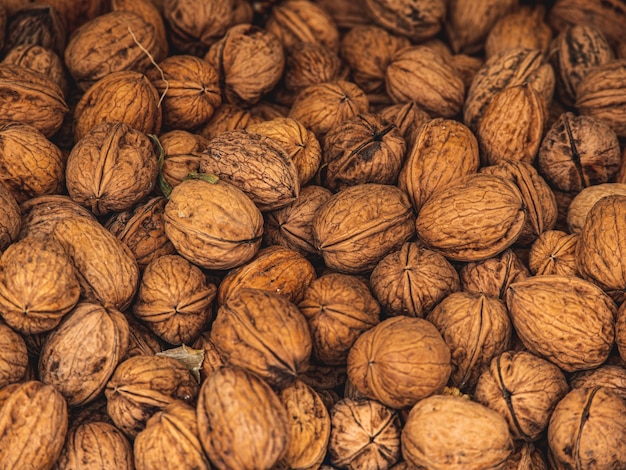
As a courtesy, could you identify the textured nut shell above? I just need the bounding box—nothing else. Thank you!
[191,333,225,382]
[502,442,548,470]
[210,288,312,387]
[0,183,20,250]
[570,365,626,401]
[379,101,431,146]
[398,118,479,212]
[363,0,445,42]
[57,421,134,470]
[157,130,209,190]
[134,401,210,470]
[329,397,401,470]
[0,322,27,389]
[0,381,68,470]
[163,178,263,270]
[123,315,163,360]
[313,183,415,274]
[283,42,345,98]
[416,173,525,262]
[460,249,529,299]
[197,103,263,141]
[505,275,616,372]
[112,0,168,60]
[105,355,199,437]
[402,394,514,469]
[370,242,460,318]
[529,230,579,277]
[474,350,569,441]
[547,387,626,469]
[39,302,129,407]
[567,183,626,234]
[66,121,159,216]
[347,316,451,409]
[3,4,66,54]
[0,237,79,334]
[2,44,68,96]
[196,366,289,470]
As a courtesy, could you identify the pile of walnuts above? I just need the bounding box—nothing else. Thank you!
[3,0,626,468]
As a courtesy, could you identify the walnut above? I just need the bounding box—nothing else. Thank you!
[378,101,431,147]
[18,195,94,241]
[111,0,169,60]
[502,442,548,470]
[197,103,263,141]
[567,183,626,234]
[460,249,529,299]
[156,130,209,190]
[485,6,552,59]
[2,44,68,97]
[36,0,107,33]
[314,0,369,29]
[363,0,445,42]
[570,365,626,401]
[3,4,66,54]
[529,230,579,276]
[191,333,225,382]
[123,314,162,360]
[0,180,20,250]
[0,321,27,389]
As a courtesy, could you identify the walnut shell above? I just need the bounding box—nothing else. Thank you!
[156,130,209,192]
[111,0,169,60]
[415,173,525,262]
[2,44,68,97]
[133,254,216,345]
[3,4,66,55]
[505,275,616,372]
[0,321,27,389]
[18,195,95,241]
[529,230,579,277]
[567,183,626,234]
[210,287,312,388]
[105,354,199,437]
[363,0,445,42]
[329,397,401,470]
[502,442,548,470]
[123,315,163,360]
[197,103,264,141]
[196,366,289,470]
[474,350,569,441]
[347,316,451,409]
[378,101,431,147]
[191,333,225,382]
[66,122,159,216]
[0,182,20,250]
[163,178,263,270]
[570,365,626,401]
[460,249,529,299]
[0,381,68,470]
[402,394,514,469]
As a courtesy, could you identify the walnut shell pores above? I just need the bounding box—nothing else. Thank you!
[313,183,415,274]
[347,316,451,409]
[163,178,263,271]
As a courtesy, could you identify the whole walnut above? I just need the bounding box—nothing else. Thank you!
[196,366,289,470]
[111,0,169,60]
[329,397,401,470]
[3,4,66,54]
[378,101,431,146]
[197,103,263,141]
[17,194,95,240]
[474,350,569,441]
[347,316,451,409]
[548,387,626,469]
[205,24,284,107]
[156,130,209,191]
[363,0,445,42]
[460,249,529,299]
[567,183,626,233]
[570,365,626,401]
[370,242,460,318]
[485,6,552,59]
[0,321,27,389]
[2,44,68,97]
[402,394,514,469]
[529,230,579,277]
[133,254,217,345]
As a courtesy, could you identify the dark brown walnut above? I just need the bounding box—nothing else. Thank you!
[0,321,27,389]
[567,183,626,234]
[248,117,322,186]
[105,196,176,271]
[570,365,626,401]
[191,333,224,382]
[205,24,284,107]
[0,181,20,250]
[428,292,512,392]
[485,6,552,60]
[474,350,569,442]
[347,316,451,409]
[218,245,316,306]
[67,396,113,428]
[73,71,161,142]
[157,130,210,190]
[477,85,546,166]
[105,354,199,437]
[464,48,555,131]
[549,25,614,107]
[210,288,312,388]
[66,122,159,216]
[56,421,134,470]
[398,118,479,212]
[538,112,620,193]
[402,394,514,469]
[197,103,263,141]
[416,173,525,262]
[277,380,330,470]
[505,275,616,372]
[313,183,415,274]
[379,101,431,147]
[0,381,68,470]
[134,401,210,470]
[122,315,163,360]
[446,0,517,54]
[197,366,288,469]
[52,216,140,311]
[112,0,169,60]
[147,55,221,131]
[314,0,369,29]
[2,44,68,97]
[320,113,406,191]
[38,0,107,34]
[481,160,558,246]
[133,254,216,345]
[576,195,626,303]
[3,4,66,55]
[548,387,626,469]
[298,273,380,365]
[502,442,548,470]
[460,249,529,299]
[200,129,300,211]
[266,0,340,53]
[363,0,445,42]
[370,242,460,318]
[528,230,579,276]
[164,178,263,270]
[39,302,129,407]
[329,398,401,470]
[340,25,410,94]
[64,11,162,91]
[264,184,332,255]
[288,80,369,138]
[0,64,68,138]
[0,237,79,334]
[386,45,465,118]
[300,364,347,394]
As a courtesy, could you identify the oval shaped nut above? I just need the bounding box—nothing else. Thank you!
[567,183,626,234]
[363,0,445,42]
[529,230,579,277]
